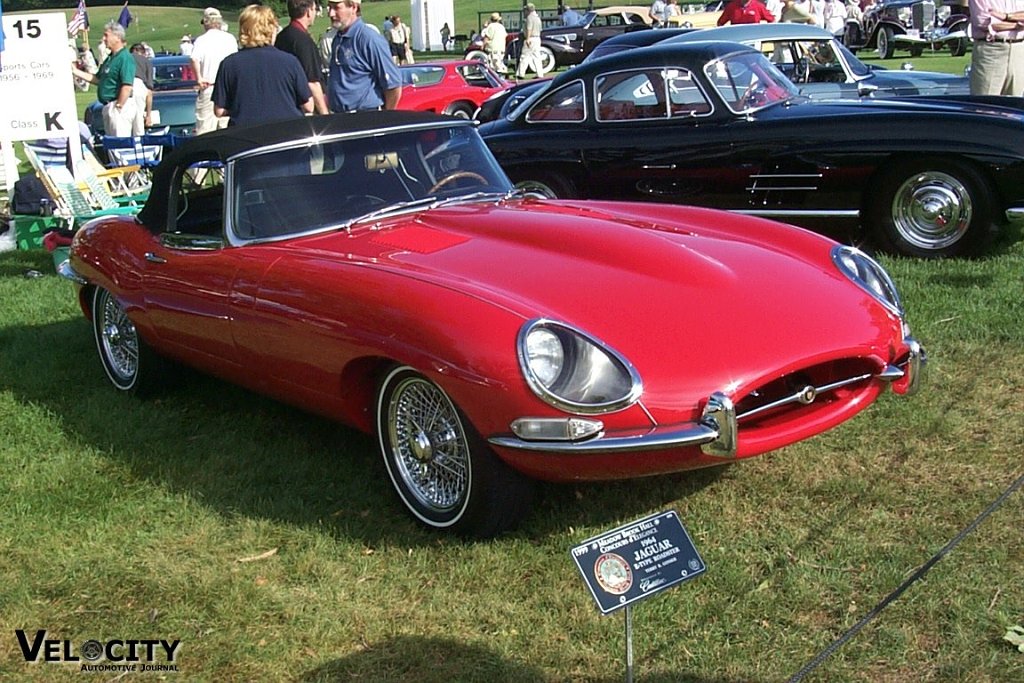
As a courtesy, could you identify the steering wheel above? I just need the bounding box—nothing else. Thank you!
[428,171,488,194]
[794,57,811,84]
[738,80,766,110]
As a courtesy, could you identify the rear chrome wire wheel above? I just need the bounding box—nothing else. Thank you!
[380,369,472,527]
[94,287,140,391]
[890,170,972,252]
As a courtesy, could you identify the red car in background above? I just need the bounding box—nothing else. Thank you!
[397,60,512,119]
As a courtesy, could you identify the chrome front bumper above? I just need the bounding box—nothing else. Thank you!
[489,337,926,458]
[57,258,87,285]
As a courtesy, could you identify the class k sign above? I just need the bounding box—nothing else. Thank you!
[570,510,706,615]
[1,12,80,143]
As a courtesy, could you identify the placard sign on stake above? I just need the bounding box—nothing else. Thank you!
[1,12,80,143]
[571,511,705,682]
[570,509,706,615]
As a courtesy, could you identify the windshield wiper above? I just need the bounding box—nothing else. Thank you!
[436,191,510,207]
[342,196,440,229]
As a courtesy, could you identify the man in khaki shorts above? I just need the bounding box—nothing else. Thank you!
[190,7,238,133]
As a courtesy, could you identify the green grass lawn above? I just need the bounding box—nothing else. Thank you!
[2,5,1023,682]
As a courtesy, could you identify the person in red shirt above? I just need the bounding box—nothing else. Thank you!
[718,0,777,25]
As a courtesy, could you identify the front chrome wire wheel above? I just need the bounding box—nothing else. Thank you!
[385,373,470,518]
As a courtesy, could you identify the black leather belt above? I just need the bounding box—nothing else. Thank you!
[981,36,1024,43]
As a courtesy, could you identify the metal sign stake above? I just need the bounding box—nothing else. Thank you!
[624,604,634,683]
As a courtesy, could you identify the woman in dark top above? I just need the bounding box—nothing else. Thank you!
[213,4,313,127]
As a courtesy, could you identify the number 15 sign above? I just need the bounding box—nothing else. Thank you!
[1,12,80,143]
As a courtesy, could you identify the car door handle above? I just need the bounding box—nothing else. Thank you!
[145,252,167,264]
[643,164,677,170]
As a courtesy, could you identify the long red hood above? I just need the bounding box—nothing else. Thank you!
[297,198,904,414]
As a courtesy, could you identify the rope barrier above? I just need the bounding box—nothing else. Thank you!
[786,470,1024,682]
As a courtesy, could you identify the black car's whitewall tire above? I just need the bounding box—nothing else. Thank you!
[868,159,997,258]
[376,366,534,537]
[92,287,164,395]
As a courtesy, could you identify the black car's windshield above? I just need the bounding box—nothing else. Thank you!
[705,51,799,114]
[229,124,512,241]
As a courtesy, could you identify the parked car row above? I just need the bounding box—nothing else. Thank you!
[478,40,1023,259]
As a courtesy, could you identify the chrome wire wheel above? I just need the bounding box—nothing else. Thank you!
[891,170,972,252]
[94,288,139,390]
[382,370,471,523]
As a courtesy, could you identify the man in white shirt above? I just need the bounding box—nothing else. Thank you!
[189,7,238,134]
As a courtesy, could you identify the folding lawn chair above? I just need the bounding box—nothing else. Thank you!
[101,127,172,191]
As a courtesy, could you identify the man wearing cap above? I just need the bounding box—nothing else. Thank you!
[516,3,545,79]
[190,7,239,133]
[482,13,508,73]
[325,0,402,112]
[276,0,330,114]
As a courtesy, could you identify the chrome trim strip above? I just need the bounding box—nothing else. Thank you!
[748,173,823,179]
[732,209,861,218]
[746,185,820,192]
[57,259,87,285]
[1006,207,1024,224]
[488,420,719,453]
[736,373,873,422]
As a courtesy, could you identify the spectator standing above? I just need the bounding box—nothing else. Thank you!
[969,0,1024,96]
[213,5,313,126]
[441,22,452,50]
[276,0,330,115]
[483,13,509,73]
[823,0,848,34]
[326,0,402,112]
[718,0,776,24]
[73,38,98,92]
[781,0,816,22]
[130,43,154,134]
[389,16,413,65]
[516,3,545,78]
[191,7,238,134]
[650,0,667,27]
[180,35,194,56]
[562,6,582,26]
[71,21,136,137]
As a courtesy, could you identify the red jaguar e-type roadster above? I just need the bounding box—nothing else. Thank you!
[60,112,925,537]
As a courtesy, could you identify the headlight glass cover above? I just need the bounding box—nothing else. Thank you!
[832,245,904,318]
[518,319,642,414]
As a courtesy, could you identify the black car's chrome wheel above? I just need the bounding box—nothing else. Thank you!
[377,366,534,537]
[92,287,164,394]
[869,160,996,258]
[512,172,577,199]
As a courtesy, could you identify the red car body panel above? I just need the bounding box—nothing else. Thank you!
[397,60,512,117]
[70,196,912,483]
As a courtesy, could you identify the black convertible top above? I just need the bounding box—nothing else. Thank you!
[137,111,456,230]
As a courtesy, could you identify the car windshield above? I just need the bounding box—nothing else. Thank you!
[152,59,197,91]
[704,51,799,114]
[229,124,513,241]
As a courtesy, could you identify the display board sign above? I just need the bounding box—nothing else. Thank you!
[570,510,706,615]
[1,12,79,142]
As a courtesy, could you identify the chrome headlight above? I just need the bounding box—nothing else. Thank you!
[518,319,642,414]
[898,7,912,25]
[832,245,904,317]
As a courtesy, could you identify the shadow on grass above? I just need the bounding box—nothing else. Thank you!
[300,635,766,683]
[0,306,723,547]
